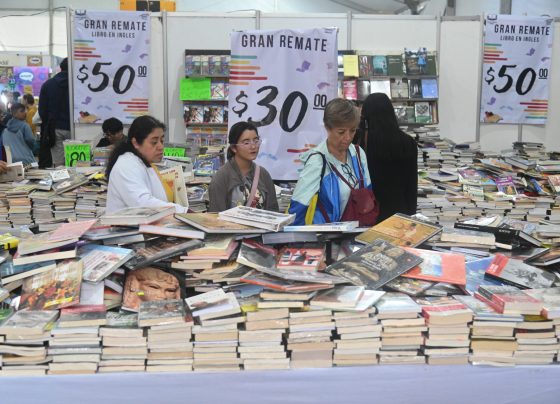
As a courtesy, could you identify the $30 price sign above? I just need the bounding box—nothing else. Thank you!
[229,28,338,180]
[72,10,150,124]
[480,15,554,125]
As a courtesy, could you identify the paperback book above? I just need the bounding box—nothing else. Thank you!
[138,299,186,327]
[324,239,423,290]
[402,248,466,286]
[99,206,175,226]
[175,213,268,234]
[236,240,277,271]
[139,216,205,240]
[124,238,203,270]
[219,206,295,232]
[485,254,555,289]
[78,244,134,283]
[19,260,83,310]
[276,246,324,271]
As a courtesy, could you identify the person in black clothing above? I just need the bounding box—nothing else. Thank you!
[96,117,126,147]
[360,93,418,223]
[38,58,70,168]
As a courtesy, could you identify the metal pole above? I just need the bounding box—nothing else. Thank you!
[162,11,169,142]
[256,9,261,29]
[500,0,512,15]
[48,0,54,70]
[436,13,441,74]
[346,10,352,50]
[475,14,484,142]
[66,7,75,140]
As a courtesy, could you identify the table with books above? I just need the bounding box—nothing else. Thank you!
[2,146,560,402]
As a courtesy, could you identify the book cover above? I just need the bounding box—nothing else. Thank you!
[139,216,205,240]
[282,221,359,232]
[386,54,404,76]
[49,219,97,243]
[457,168,496,187]
[0,310,59,335]
[185,289,240,320]
[0,260,56,285]
[485,254,555,289]
[99,206,175,226]
[105,311,138,328]
[210,81,226,100]
[184,104,204,124]
[496,176,518,196]
[203,105,224,124]
[408,79,422,98]
[17,231,79,256]
[390,79,409,99]
[82,226,139,241]
[453,295,518,320]
[138,299,186,327]
[219,206,295,232]
[52,174,89,195]
[325,239,423,290]
[208,55,222,76]
[122,267,181,312]
[357,80,371,100]
[199,55,209,75]
[276,247,324,271]
[375,292,421,315]
[342,54,359,77]
[372,55,388,76]
[369,80,391,98]
[311,286,365,309]
[547,174,560,194]
[463,256,502,296]
[236,240,277,271]
[58,304,106,327]
[240,271,333,293]
[342,80,358,100]
[476,285,543,314]
[524,287,560,319]
[157,166,189,207]
[385,277,434,296]
[425,54,437,75]
[440,228,495,246]
[193,154,221,177]
[124,238,203,271]
[414,102,432,123]
[219,55,230,75]
[78,244,134,283]
[19,260,83,310]
[175,213,267,234]
[253,265,345,285]
[356,213,442,247]
[358,55,372,77]
[420,79,438,98]
[402,248,466,286]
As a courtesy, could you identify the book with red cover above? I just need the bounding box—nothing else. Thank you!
[414,296,473,324]
[475,285,542,315]
[402,248,466,286]
[485,253,555,289]
[276,246,324,271]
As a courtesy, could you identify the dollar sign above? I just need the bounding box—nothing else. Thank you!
[77,64,89,84]
[232,91,248,118]
[485,67,495,85]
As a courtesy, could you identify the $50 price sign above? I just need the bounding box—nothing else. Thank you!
[72,10,150,124]
[229,28,338,180]
[481,15,554,125]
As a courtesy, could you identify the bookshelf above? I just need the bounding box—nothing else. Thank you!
[338,49,439,127]
[183,50,230,157]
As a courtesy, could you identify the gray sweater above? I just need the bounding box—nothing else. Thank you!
[2,118,36,165]
[208,159,279,213]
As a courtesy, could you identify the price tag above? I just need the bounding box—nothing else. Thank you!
[164,147,186,157]
[229,28,338,180]
[64,143,91,167]
[72,10,150,124]
[480,15,554,125]
[180,77,211,101]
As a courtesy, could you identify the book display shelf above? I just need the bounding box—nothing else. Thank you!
[338,48,439,127]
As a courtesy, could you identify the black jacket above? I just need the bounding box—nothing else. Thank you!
[38,71,70,130]
[367,132,418,223]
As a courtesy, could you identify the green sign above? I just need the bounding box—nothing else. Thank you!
[164,147,186,158]
[64,143,91,167]
[180,77,211,101]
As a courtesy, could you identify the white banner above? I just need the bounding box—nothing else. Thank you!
[229,28,338,180]
[72,10,150,124]
[481,14,554,125]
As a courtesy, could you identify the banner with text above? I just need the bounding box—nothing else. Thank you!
[481,14,554,125]
[230,28,338,180]
[72,10,150,124]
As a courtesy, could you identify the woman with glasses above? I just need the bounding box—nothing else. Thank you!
[289,98,372,224]
[360,93,418,222]
[94,117,126,147]
[208,121,278,212]
[105,115,188,214]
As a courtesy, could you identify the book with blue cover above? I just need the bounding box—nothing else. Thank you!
[421,79,438,98]
[463,256,502,296]
[0,260,56,285]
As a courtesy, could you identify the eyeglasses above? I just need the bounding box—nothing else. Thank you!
[235,138,261,147]
[341,163,358,188]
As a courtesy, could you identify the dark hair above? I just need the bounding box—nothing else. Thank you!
[10,102,25,114]
[22,93,34,105]
[106,115,166,179]
[361,92,416,160]
[227,121,258,160]
[60,58,68,72]
[102,117,123,135]
[323,98,360,129]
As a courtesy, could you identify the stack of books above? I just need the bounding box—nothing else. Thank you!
[287,309,335,368]
[376,293,426,364]
[47,305,106,375]
[99,311,146,373]
[241,308,289,370]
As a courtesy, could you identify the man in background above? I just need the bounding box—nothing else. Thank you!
[38,58,70,167]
